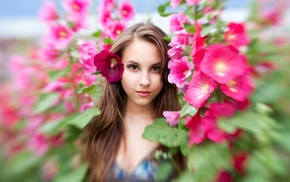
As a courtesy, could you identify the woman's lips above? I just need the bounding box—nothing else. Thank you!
[136,91,150,97]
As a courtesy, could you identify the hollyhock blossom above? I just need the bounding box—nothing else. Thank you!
[168,56,193,88]
[78,41,97,75]
[224,22,250,49]
[100,0,115,11]
[100,10,113,26]
[169,12,187,34]
[185,111,205,145]
[39,1,58,22]
[118,0,135,21]
[209,102,235,118]
[201,44,248,84]
[191,23,206,71]
[94,50,124,82]
[216,170,234,182]
[46,23,73,49]
[107,21,126,40]
[185,71,218,108]
[202,109,225,142]
[170,0,182,8]
[163,111,180,126]
[171,33,194,46]
[233,152,249,175]
[221,74,254,101]
[37,44,59,62]
[63,0,90,20]
[168,45,184,60]
[186,0,202,6]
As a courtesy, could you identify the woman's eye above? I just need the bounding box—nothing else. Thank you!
[128,65,139,71]
[151,66,161,72]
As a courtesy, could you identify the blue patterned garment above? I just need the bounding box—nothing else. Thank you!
[113,159,158,181]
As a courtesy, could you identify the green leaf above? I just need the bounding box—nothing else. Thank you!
[142,118,188,147]
[55,163,88,182]
[40,114,78,136]
[68,107,100,129]
[180,102,197,117]
[184,24,196,33]
[103,38,114,44]
[92,30,102,37]
[158,2,172,17]
[201,24,215,37]
[33,92,60,113]
[187,143,231,182]
[155,161,173,182]
[173,170,196,182]
[163,36,172,43]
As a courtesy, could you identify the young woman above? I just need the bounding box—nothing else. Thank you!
[83,23,183,182]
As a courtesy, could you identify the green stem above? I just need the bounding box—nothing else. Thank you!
[169,155,182,174]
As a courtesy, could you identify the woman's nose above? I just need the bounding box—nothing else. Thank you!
[139,72,150,86]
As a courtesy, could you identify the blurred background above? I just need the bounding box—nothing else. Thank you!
[1,0,290,182]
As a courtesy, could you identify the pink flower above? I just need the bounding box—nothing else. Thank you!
[93,50,124,82]
[78,41,97,75]
[185,0,202,6]
[170,0,182,8]
[201,44,248,84]
[100,0,115,11]
[47,23,73,49]
[163,111,180,126]
[107,21,126,40]
[169,12,187,34]
[216,170,234,182]
[118,0,135,21]
[39,1,58,22]
[209,102,235,117]
[63,0,90,20]
[221,74,254,101]
[191,23,206,71]
[168,56,193,88]
[100,10,113,26]
[168,46,184,60]
[37,44,59,62]
[185,111,205,145]
[185,71,218,108]
[171,33,194,46]
[224,22,250,49]
[202,110,225,142]
[233,152,249,175]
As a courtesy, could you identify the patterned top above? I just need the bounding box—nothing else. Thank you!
[113,159,158,181]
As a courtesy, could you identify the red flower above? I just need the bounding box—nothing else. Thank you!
[224,22,250,48]
[93,50,124,82]
[201,44,248,84]
[185,111,205,145]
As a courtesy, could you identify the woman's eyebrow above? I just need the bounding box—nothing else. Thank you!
[126,60,140,65]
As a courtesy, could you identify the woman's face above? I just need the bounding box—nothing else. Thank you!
[121,39,163,108]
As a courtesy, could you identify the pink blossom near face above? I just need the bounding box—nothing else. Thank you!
[47,23,73,49]
[169,12,187,34]
[167,46,184,60]
[185,71,218,108]
[118,0,135,21]
[39,1,59,22]
[209,101,235,118]
[185,111,205,145]
[170,0,182,8]
[168,56,193,88]
[121,39,163,108]
[221,74,254,101]
[163,111,180,126]
[224,22,250,49]
[185,0,202,6]
[201,44,248,84]
[78,41,97,75]
[171,33,194,46]
[93,50,124,83]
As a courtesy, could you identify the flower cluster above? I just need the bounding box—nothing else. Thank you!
[163,1,254,144]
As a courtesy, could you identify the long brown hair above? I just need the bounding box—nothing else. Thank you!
[83,23,181,181]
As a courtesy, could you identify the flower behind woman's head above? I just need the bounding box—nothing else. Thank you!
[93,50,124,83]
